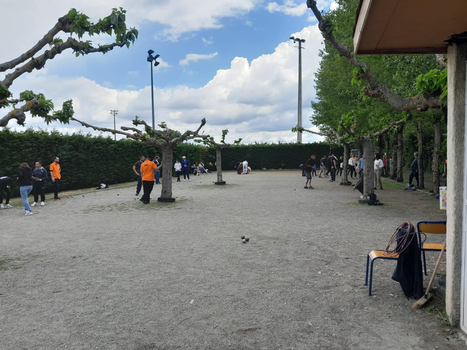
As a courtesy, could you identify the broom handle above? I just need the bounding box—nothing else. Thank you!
[424,240,447,296]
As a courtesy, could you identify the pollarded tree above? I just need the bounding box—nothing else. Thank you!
[0,8,138,127]
[199,129,242,185]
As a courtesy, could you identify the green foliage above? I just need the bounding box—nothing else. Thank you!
[416,69,447,103]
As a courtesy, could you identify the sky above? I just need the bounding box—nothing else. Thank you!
[0,0,338,144]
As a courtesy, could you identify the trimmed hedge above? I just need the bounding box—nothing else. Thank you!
[207,143,343,170]
[0,129,341,195]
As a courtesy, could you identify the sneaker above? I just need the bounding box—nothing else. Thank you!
[41,201,45,206]
[25,211,33,216]
[189,179,191,181]
[0,203,3,209]
[31,202,37,207]
[309,186,314,189]
[5,204,12,209]
[304,186,308,189]
[135,193,139,196]
[184,179,187,181]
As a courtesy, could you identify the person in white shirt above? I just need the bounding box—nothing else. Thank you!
[174,160,182,182]
[374,153,384,190]
[242,160,248,174]
[348,155,356,179]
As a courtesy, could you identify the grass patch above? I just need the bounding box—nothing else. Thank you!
[0,258,20,271]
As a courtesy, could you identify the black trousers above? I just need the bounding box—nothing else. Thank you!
[33,181,46,202]
[0,184,11,204]
[53,179,61,199]
[409,171,419,186]
[142,181,154,203]
[330,168,336,181]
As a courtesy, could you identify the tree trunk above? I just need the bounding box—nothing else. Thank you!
[363,139,375,197]
[417,121,425,189]
[432,115,441,194]
[215,146,226,185]
[396,126,404,182]
[384,133,390,177]
[159,146,175,201]
[342,143,349,182]
[390,133,397,179]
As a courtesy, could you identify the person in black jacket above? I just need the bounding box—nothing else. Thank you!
[409,152,420,187]
[31,161,48,207]
[18,162,34,215]
[0,176,13,209]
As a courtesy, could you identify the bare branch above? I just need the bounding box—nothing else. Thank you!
[0,99,39,127]
[307,0,443,112]
[1,37,126,88]
[0,14,69,72]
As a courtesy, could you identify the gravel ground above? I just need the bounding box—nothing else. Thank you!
[1,170,465,350]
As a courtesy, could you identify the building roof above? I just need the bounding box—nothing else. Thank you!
[353,0,467,55]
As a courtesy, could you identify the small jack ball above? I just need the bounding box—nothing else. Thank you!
[273,241,276,243]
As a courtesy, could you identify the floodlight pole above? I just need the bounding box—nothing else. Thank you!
[290,36,305,143]
[147,50,160,130]
[110,110,118,140]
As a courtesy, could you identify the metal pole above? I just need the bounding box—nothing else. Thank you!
[110,110,118,141]
[150,62,155,130]
[297,40,303,144]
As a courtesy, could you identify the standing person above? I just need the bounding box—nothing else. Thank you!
[0,176,13,209]
[374,153,384,190]
[140,155,160,204]
[304,155,316,189]
[133,155,146,196]
[337,156,343,177]
[49,156,61,201]
[409,152,420,187]
[328,154,337,182]
[242,160,249,174]
[181,156,191,181]
[174,160,182,182]
[31,161,48,206]
[153,156,161,184]
[347,155,356,179]
[18,162,34,215]
[358,154,364,179]
[319,155,328,178]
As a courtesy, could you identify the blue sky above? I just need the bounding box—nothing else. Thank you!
[1,0,337,143]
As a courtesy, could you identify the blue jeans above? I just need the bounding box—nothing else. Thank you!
[20,185,33,211]
[155,170,160,184]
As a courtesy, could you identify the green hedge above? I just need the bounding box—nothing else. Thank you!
[207,142,343,170]
[0,129,341,195]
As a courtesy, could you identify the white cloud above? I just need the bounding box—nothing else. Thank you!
[266,1,307,16]
[202,37,214,46]
[7,25,325,144]
[179,53,219,66]
[330,1,339,11]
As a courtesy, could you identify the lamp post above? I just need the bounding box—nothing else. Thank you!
[147,50,160,130]
[290,36,305,143]
[110,110,118,140]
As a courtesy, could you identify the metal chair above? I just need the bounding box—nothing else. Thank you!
[417,221,447,275]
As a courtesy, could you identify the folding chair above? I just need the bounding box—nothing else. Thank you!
[365,250,399,296]
[417,221,446,275]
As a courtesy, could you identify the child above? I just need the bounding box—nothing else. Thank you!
[174,160,182,182]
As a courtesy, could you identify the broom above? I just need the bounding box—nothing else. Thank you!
[412,240,446,309]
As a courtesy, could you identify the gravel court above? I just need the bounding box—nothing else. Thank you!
[0,170,463,349]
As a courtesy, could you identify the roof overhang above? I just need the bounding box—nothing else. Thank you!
[353,0,467,55]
